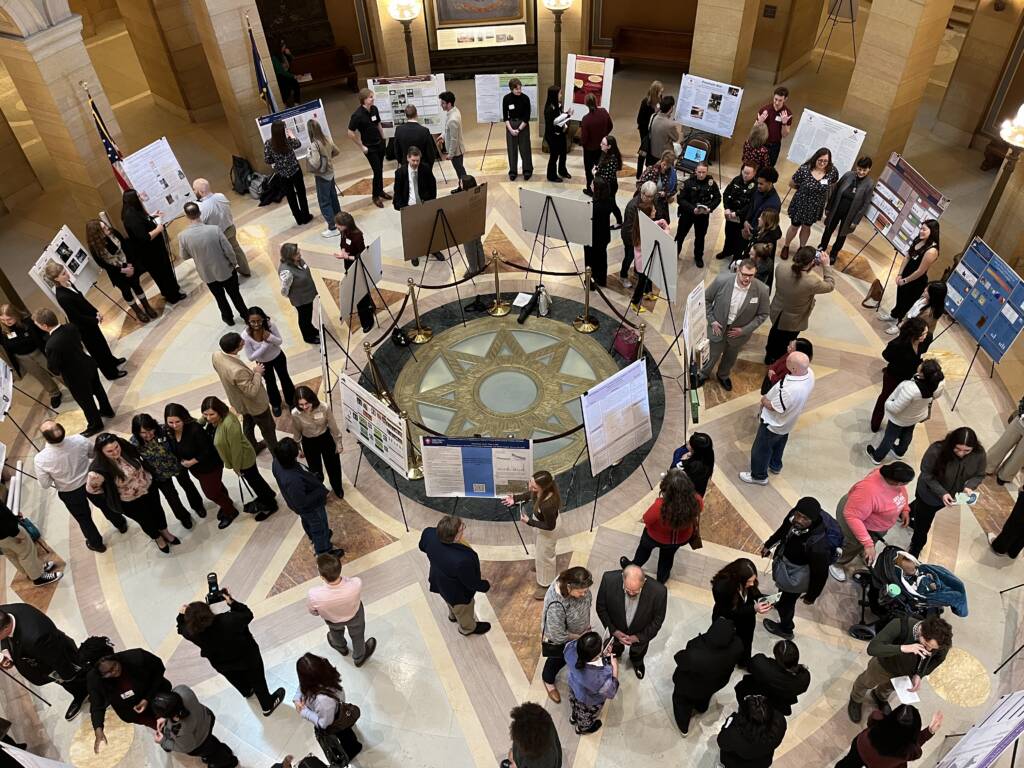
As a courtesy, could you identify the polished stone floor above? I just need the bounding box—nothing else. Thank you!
[1,18,1023,768]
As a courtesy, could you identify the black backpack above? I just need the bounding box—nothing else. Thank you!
[230,155,254,195]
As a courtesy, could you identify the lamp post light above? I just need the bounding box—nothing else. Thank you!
[542,0,573,89]
[969,104,1024,249]
[387,0,421,76]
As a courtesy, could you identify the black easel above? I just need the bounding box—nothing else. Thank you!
[993,583,1024,675]
[348,444,410,533]
[341,249,417,371]
[875,249,902,315]
[11,385,58,414]
[90,281,134,320]
[413,208,480,328]
[524,194,585,290]
[648,240,682,355]
[509,499,529,556]
[950,341,985,412]
[0,666,51,706]
[1,411,39,453]
[815,0,858,73]
[4,462,36,481]
[839,230,880,273]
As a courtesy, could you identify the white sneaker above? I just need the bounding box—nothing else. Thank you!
[320,228,338,238]
[828,564,847,582]
[877,311,893,322]
[739,471,768,486]
[884,324,899,335]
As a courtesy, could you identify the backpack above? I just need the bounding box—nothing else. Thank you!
[230,155,254,195]
[248,172,269,200]
[807,510,845,564]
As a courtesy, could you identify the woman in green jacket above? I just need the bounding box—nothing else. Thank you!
[201,396,278,520]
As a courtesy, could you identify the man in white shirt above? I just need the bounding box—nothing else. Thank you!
[438,90,465,180]
[740,351,815,486]
[701,259,769,390]
[192,178,250,277]
[34,420,127,552]
[307,552,377,667]
[393,147,440,267]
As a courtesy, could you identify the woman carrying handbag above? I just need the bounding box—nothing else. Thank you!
[294,652,362,766]
[539,567,593,704]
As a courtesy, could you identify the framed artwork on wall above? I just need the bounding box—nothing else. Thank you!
[432,0,525,27]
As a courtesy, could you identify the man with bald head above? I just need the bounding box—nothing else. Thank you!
[595,563,667,679]
[193,177,250,277]
[740,351,815,486]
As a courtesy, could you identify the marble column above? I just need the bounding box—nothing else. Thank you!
[187,0,281,166]
[0,110,40,214]
[840,0,955,163]
[935,0,1024,146]
[0,15,125,218]
[366,0,431,77]
[689,0,760,84]
[536,0,584,97]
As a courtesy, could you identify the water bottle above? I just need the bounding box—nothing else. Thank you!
[538,284,551,317]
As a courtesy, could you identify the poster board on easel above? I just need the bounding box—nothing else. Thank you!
[563,54,614,121]
[638,212,678,303]
[367,74,448,138]
[28,226,103,310]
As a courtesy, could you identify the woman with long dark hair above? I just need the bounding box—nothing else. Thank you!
[164,403,239,528]
[279,243,320,344]
[711,558,771,665]
[669,432,715,496]
[543,84,571,182]
[636,80,663,176]
[580,92,613,195]
[85,433,179,553]
[585,177,614,289]
[120,188,186,304]
[779,147,838,259]
[294,652,362,762]
[264,120,313,226]
[868,359,945,462]
[836,704,941,768]
[594,135,624,225]
[734,639,810,716]
[620,469,702,583]
[201,396,278,519]
[564,631,619,735]
[241,306,294,417]
[130,413,206,529]
[291,385,344,498]
[909,427,986,557]
[538,567,593,704]
[717,693,787,768]
[870,317,928,433]
[85,217,156,323]
[881,220,940,334]
[502,470,562,598]
[334,211,375,333]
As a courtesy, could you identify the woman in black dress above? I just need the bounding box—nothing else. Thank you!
[85,218,157,324]
[880,219,940,333]
[594,135,624,226]
[585,178,614,289]
[779,147,838,260]
[120,189,186,304]
[43,262,125,381]
[543,84,571,183]
[711,558,772,666]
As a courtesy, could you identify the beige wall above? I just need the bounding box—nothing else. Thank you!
[0,111,40,213]
[69,0,120,37]
[366,0,429,77]
[325,0,372,59]
[690,0,759,84]
[777,0,824,81]
[596,0,696,39]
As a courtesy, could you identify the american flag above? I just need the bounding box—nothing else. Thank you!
[89,96,131,191]
[248,20,279,114]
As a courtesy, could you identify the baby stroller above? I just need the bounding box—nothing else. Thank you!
[848,544,968,640]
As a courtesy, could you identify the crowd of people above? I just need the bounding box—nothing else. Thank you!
[0,72,1018,768]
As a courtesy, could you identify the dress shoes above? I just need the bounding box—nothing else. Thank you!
[65,692,88,721]
[217,517,233,530]
[471,622,491,635]
[85,541,107,553]
[81,425,103,438]
[354,637,377,668]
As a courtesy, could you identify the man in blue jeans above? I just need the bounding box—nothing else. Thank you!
[271,438,343,557]
[740,352,815,486]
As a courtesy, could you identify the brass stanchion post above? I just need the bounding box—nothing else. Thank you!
[401,410,424,480]
[487,251,511,317]
[407,277,433,344]
[363,341,396,409]
[573,266,599,333]
[636,322,646,362]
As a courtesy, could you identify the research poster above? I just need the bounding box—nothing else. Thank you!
[256,99,332,160]
[0,359,12,418]
[581,360,652,476]
[420,436,532,498]
[936,690,1024,768]
[2,744,76,768]
[564,54,615,121]
[368,74,447,137]
[675,75,743,139]
[29,225,102,308]
[638,212,678,302]
[340,374,409,476]
[945,237,1024,363]
[682,280,709,368]
[121,137,193,221]
[519,188,592,246]
[786,109,866,174]
[866,152,950,256]
[475,73,538,124]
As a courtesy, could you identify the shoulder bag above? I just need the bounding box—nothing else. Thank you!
[541,600,567,658]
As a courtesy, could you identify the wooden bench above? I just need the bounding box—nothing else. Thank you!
[291,46,358,92]
[610,27,692,69]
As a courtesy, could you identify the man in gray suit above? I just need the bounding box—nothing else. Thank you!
[700,259,769,391]
[177,202,250,326]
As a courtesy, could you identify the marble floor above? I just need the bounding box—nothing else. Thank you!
[1,17,1024,768]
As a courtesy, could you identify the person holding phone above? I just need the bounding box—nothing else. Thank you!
[675,161,721,268]
[563,632,619,735]
[710,559,769,664]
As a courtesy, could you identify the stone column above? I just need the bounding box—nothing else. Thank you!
[365,0,431,77]
[187,0,281,167]
[0,15,125,218]
[935,0,1024,146]
[690,0,760,84]
[536,0,584,98]
[840,0,955,163]
[0,110,41,214]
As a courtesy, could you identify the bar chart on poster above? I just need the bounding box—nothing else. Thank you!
[866,153,950,256]
[421,436,533,497]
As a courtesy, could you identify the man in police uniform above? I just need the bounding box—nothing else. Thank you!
[717,163,758,262]
[675,161,721,268]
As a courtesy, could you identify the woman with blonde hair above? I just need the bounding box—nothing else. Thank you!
[742,122,771,172]
[503,470,561,598]
[0,304,62,407]
[636,80,664,176]
[306,119,342,239]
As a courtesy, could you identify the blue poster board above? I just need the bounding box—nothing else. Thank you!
[945,238,1024,363]
[420,436,533,498]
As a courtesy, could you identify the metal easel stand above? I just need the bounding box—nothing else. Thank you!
[12,385,58,415]
[414,208,481,328]
[524,194,586,291]
[341,252,418,367]
[992,583,1024,675]
[508,499,529,556]
[874,249,902,315]
[90,281,134,320]
[950,341,994,412]
[814,0,858,73]
[1,408,40,453]
[839,230,880,274]
[350,443,411,534]
[479,123,495,171]
[0,666,51,706]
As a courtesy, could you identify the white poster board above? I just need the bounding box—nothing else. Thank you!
[675,75,744,139]
[340,374,409,476]
[28,225,103,309]
[518,188,593,246]
[313,298,333,409]
[564,54,615,121]
[420,436,533,498]
[368,74,447,138]
[683,280,709,368]
[338,237,383,321]
[121,137,193,222]
[256,99,332,160]
[1,744,75,768]
[581,359,652,476]
[638,213,678,303]
[936,690,1024,768]
[475,73,539,124]
[787,108,866,173]
[0,360,12,419]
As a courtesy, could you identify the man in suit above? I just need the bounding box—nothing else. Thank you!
[33,308,113,437]
[393,147,441,267]
[418,514,491,636]
[700,259,770,391]
[595,564,667,679]
[211,333,277,453]
[394,104,436,171]
[177,202,249,326]
[0,604,88,720]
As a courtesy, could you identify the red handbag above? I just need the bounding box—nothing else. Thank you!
[613,327,640,360]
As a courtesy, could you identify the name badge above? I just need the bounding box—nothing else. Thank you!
[371,116,378,122]
[509,105,515,110]
[314,413,325,421]
[820,179,829,185]
[775,115,783,122]
[749,297,758,303]
[5,332,15,339]
[345,238,352,246]
[120,689,135,700]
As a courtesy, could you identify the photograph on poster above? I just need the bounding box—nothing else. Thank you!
[121,137,193,221]
[675,74,744,138]
[256,99,332,160]
[563,54,615,121]
[340,375,408,476]
[475,73,538,123]
[368,75,447,137]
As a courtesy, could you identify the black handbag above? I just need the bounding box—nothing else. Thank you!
[541,601,566,658]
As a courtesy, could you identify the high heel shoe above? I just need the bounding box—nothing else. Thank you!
[157,541,170,554]
[163,534,181,546]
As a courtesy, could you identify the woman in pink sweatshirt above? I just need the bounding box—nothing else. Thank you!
[829,463,916,582]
